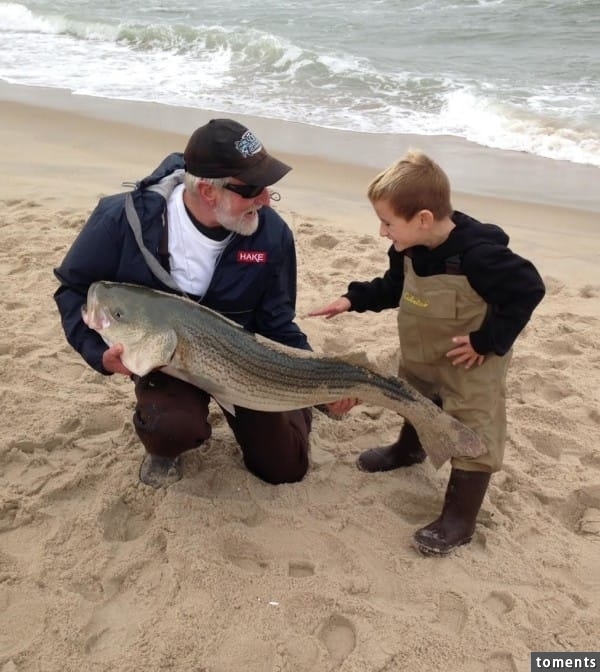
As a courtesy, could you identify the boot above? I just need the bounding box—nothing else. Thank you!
[356,422,426,472]
[413,468,491,556]
[139,453,183,489]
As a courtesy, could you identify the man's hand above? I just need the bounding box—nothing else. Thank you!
[446,335,485,369]
[326,398,360,415]
[314,399,360,419]
[308,297,351,319]
[102,343,132,376]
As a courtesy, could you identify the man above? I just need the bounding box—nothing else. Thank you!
[54,118,352,488]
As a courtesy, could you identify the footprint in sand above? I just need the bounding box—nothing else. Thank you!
[278,636,320,671]
[524,427,563,460]
[578,508,600,536]
[556,484,600,535]
[483,652,519,672]
[98,497,153,542]
[83,583,149,660]
[438,591,468,634]
[221,534,270,574]
[318,614,356,667]
[0,584,46,658]
[331,255,359,271]
[309,233,340,250]
[579,284,600,298]
[484,591,515,620]
[515,525,545,551]
[511,369,578,405]
[83,553,175,661]
[80,406,125,437]
[382,489,438,526]
[288,560,315,578]
[580,449,600,467]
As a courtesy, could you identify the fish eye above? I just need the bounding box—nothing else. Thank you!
[113,308,123,320]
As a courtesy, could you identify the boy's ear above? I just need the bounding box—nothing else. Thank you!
[417,209,435,228]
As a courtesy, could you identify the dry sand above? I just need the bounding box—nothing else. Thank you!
[1,91,599,672]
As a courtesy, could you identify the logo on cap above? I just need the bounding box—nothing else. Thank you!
[235,131,263,158]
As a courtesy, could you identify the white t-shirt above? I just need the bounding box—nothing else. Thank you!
[166,183,232,297]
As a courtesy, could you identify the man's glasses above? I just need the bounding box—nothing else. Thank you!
[222,183,266,199]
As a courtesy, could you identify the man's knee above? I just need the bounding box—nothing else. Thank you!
[133,372,211,458]
[234,408,312,485]
[245,449,309,485]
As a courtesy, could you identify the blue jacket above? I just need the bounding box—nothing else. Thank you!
[54,153,309,374]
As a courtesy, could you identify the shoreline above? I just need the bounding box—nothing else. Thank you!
[1,75,600,672]
[2,84,599,284]
[2,79,600,214]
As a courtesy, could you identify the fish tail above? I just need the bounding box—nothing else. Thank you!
[361,382,486,469]
[414,408,485,470]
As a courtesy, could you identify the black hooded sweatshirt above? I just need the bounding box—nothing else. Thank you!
[344,211,545,356]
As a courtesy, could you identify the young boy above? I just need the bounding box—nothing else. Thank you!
[310,150,545,556]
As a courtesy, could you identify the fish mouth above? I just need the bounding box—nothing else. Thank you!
[82,292,110,332]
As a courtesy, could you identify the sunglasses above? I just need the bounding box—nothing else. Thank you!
[222,183,266,199]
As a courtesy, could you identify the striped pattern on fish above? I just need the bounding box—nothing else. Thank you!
[82,281,486,468]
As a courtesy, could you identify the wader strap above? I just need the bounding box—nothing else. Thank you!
[444,254,462,275]
[158,221,170,272]
[406,248,462,275]
[125,193,183,293]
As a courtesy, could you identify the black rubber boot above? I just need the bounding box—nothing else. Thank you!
[139,453,183,489]
[413,468,491,556]
[356,422,426,472]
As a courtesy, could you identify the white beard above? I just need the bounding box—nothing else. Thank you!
[214,196,260,236]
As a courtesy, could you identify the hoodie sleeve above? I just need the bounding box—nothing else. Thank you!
[344,246,405,312]
[53,199,124,373]
[463,244,545,356]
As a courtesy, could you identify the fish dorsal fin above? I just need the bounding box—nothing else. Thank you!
[252,335,374,370]
[212,396,236,416]
[253,333,318,358]
[333,350,373,370]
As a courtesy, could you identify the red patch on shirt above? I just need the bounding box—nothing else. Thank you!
[237,250,268,264]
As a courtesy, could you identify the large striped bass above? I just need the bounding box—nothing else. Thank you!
[82,281,485,468]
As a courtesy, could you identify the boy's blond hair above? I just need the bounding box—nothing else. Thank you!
[367,150,453,221]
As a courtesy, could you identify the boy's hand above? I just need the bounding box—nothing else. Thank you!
[446,335,485,369]
[308,297,351,319]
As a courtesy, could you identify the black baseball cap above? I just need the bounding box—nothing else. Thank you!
[183,118,291,187]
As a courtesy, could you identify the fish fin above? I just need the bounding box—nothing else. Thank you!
[415,410,486,470]
[161,363,236,416]
[123,328,178,376]
[254,333,316,358]
[161,365,234,415]
[334,350,374,369]
[213,396,236,416]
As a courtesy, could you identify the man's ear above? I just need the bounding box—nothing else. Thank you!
[197,181,219,205]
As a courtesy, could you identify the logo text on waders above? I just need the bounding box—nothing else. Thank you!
[404,292,429,308]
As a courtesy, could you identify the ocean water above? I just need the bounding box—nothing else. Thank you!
[1,0,599,167]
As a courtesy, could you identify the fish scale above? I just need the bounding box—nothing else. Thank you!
[180,316,416,403]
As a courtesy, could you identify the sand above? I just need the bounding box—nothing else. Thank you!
[1,89,599,672]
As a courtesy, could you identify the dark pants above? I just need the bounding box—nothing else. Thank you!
[133,372,312,484]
